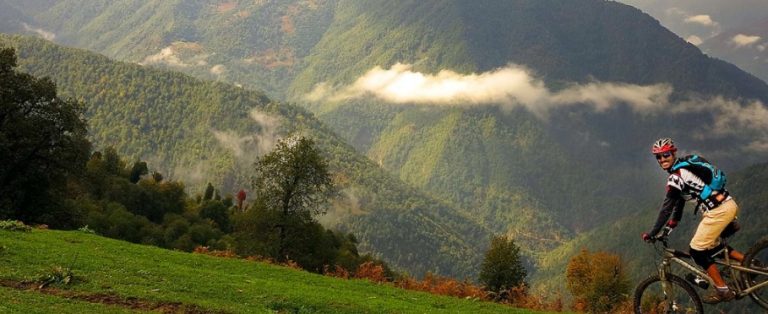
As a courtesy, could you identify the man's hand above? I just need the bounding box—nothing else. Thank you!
[666,220,678,228]
[642,232,652,242]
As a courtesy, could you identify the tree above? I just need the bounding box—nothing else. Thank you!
[129,161,148,184]
[252,136,335,219]
[478,235,527,295]
[0,47,90,225]
[566,248,630,313]
[247,136,336,260]
[203,182,215,201]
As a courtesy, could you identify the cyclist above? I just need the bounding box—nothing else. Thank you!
[642,138,745,304]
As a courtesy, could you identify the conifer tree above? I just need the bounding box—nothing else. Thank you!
[478,235,527,294]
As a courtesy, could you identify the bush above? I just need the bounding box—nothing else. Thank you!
[38,266,75,288]
[78,225,96,234]
[0,220,32,232]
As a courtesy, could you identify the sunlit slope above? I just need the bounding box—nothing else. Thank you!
[0,229,546,313]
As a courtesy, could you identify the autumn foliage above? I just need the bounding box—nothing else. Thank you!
[566,248,630,313]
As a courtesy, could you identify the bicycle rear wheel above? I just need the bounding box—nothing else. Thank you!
[741,236,768,310]
[634,273,703,314]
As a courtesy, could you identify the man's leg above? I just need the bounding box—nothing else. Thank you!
[689,200,739,303]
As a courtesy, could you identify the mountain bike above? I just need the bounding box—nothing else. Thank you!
[633,227,768,313]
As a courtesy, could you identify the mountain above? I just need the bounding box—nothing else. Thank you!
[0,34,490,279]
[616,0,768,83]
[3,0,768,291]
[285,0,768,257]
[0,0,338,100]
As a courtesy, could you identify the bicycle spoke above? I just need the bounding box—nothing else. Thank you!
[635,274,702,313]
[742,237,768,310]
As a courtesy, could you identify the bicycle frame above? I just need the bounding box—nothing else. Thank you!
[657,242,768,299]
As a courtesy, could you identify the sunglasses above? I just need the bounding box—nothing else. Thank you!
[655,152,673,160]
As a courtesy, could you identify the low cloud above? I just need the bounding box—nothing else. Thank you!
[672,97,768,152]
[306,63,672,117]
[307,63,768,152]
[141,47,188,67]
[211,109,282,164]
[731,34,762,47]
[684,15,716,26]
[22,23,55,41]
[139,43,210,67]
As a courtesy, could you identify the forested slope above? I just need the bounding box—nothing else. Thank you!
[0,34,489,279]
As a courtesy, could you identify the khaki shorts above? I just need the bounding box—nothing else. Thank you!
[690,199,739,251]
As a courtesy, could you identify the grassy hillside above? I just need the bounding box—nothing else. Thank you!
[0,229,547,313]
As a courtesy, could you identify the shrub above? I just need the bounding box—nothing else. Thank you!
[355,261,387,283]
[323,265,350,279]
[193,246,238,258]
[78,225,96,234]
[38,266,75,289]
[0,220,32,232]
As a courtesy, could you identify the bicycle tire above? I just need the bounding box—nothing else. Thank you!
[740,236,768,310]
[634,273,703,314]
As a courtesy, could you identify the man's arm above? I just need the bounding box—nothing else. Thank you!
[648,188,685,237]
[647,173,686,238]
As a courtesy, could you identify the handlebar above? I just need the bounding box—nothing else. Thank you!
[649,226,673,247]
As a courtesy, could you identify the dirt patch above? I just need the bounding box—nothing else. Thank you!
[0,279,228,314]
[245,48,296,69]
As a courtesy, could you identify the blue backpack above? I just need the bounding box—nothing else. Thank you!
[671,155,726,201]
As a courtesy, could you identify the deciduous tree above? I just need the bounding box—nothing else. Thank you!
[0,47,90,225]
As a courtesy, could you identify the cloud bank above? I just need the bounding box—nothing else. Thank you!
[306,63,768,151]
[306,63,672,117]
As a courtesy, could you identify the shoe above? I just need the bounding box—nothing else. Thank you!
[702,288,736,304]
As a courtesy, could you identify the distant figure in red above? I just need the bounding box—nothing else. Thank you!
[236,189,247,211]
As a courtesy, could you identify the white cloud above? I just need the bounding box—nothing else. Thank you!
[210,64,226,75]
[671,97,768,152]
[757,44,766,52]
[306,63,672,117]
[684,15,716,26]
[731,34,762,47]
[211,109,282,163]
[685,35,703,46]
[139,43,210,67]
[22,23,55,41]
[140,47,188,67]
[307,63,768,152]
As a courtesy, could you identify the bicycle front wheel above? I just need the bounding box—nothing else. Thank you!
[634,273,703,314]
[741,236,768,310]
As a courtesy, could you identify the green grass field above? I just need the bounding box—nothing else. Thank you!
[0,229,549,313]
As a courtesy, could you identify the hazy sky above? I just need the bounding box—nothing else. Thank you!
[617,0,768,44]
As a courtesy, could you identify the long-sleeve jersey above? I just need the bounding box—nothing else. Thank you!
[649,165,731,236]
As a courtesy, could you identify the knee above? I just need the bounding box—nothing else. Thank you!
[689,244,725,269]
